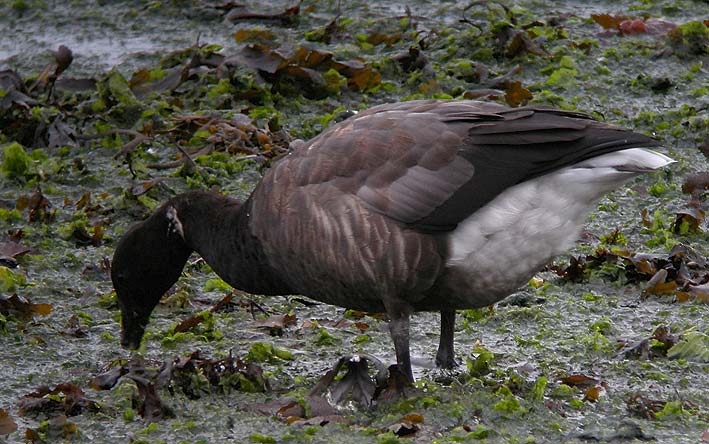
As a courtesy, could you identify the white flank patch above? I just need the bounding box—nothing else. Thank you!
[445,148,673,304]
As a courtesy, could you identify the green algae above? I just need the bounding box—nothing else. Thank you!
[246,342,294,363]
[1,141,31,179]
[667,330,709,362]
[0,267,27,292]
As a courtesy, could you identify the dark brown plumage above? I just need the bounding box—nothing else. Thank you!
[112,100,672,382]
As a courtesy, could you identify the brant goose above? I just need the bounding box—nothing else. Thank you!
[111,100,674,382]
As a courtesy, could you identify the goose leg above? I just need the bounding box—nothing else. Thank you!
[386,302,414,383]
[436,309,457,368]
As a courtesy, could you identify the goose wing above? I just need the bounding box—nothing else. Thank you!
[285,100,660,232]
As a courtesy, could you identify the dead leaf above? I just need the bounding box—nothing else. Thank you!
[672,208,705,233]
[506,31,548,58]
[557,241,709,303]
[403,412,424,423]
[591,13,629,30]
[627,393,666,419]
[618,19,648,35]
[0,409,17,435]
[67,224,104,247]
[169,351,270,397]
[301,319,318,329]
[18,383,97,417]
[560,374,602,388]
[290,46,333,69]
[24,428,40,443]
[224,43,381,94]
[675,291,692,303]
[332,318,352,329]
[305,17,342,44]
[278,401,305,418]
[548,255,586,282]
[366,31,401,47]
[23,188,53,223]
[131,66,187,99]
[128,68,150,87]
[650,325,680,351]
[353,321,369,332]
[47,116,77,149]
[682,171,709,194]
[281,66,327,95]
[210,292,237,312]
[174,292,237,333]
[0,69,38,112]
[74,192,91,211]
[643,269,678,296]
[235,28,277,43]
[669,243,707,267]
[619,325,680,360]
[129,178,166,197]
[393,47,428,73]
[593,14,676,37]
[254,313,297,335]
[112,130,150,160]
[60,314,89,338]
[227,44,287,74]
[484,64,521,89]
[388,420,420,437]
[641,208,654,228]
[173,311,209,334]
[584,385,606,402]
[688,284,709,304]
[0,293,52,319]
[504,80,533,107]
[0,240,32,268]
[89,362,129,390]
[329,58,380,90]
[127,376,174,423]
[0,89,39,112]
[91,224,105,245]
[625,254,657,276]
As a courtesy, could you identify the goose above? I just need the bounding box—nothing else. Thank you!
[111,99,674,382]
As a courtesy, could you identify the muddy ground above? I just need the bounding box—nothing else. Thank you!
[1,1,708,443]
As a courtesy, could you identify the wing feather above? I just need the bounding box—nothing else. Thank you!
[281,100,660,232]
